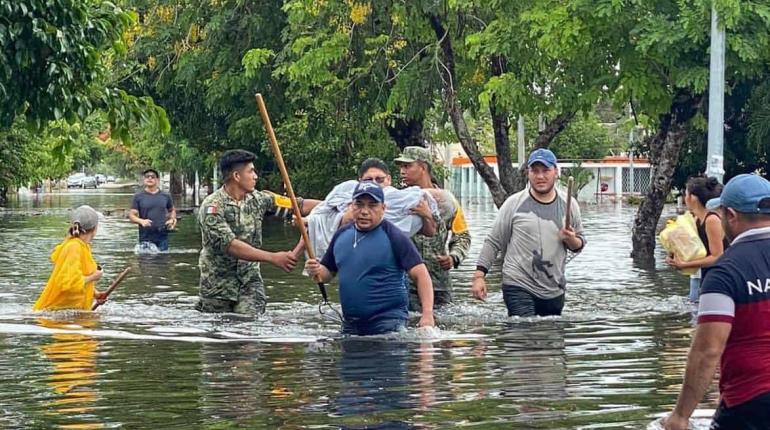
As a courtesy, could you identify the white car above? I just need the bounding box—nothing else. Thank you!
[67,173,97,189]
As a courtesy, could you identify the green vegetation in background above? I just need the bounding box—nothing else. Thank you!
[0,0,169,201]
[4,0,770,262]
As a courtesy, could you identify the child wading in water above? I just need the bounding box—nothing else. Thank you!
[33,205,107,311]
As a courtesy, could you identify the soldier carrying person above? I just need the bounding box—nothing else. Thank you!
[394,146,471,311]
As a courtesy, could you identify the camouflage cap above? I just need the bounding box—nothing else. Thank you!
[394,146,433,166]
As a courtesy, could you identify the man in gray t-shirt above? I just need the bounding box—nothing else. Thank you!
[472,149,585,316]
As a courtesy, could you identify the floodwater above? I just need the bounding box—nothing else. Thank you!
[0,191,716,429]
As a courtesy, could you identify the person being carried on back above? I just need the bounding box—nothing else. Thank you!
[305,180,435,336]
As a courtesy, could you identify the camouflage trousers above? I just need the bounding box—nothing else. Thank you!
[195,281,266,315]
[408,288,452,312]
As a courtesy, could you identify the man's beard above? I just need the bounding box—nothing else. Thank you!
[723,222,735,243]
[531,182,555,196]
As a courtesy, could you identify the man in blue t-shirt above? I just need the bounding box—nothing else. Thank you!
[129,168,176,251]
[305,180,435,335]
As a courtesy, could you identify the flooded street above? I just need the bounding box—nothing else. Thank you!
[0,191,716,429]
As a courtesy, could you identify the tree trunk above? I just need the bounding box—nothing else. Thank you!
[0,187,7,206]
[489,55,518,196]
[386,118,425,150]
[631,92,702,262]
[429,14,508,207]
[534,112,576,148]
[169,170,184,195]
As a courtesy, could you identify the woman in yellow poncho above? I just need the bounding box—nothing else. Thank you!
[33,205,107,311]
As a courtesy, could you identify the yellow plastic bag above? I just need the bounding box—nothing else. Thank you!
[659,211,707,275]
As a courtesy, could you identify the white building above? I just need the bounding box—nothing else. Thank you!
[447,154,651,203]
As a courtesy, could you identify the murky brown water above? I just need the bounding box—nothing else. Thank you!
[0,190,716,429]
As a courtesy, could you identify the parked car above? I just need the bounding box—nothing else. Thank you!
[106,175,116,183]
[67,173,97,189]
[67,173,85,188]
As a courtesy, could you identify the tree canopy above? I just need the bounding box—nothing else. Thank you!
[5,0,770,260]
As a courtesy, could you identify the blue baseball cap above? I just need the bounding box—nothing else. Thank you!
[352,180,384,203]
[527,148,558,168]
[705,174,770,214]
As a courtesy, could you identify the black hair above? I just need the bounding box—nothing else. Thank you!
[220,149,257,181]
[686,175,723,206]
[358,158,390,178]
[142,168,160,177]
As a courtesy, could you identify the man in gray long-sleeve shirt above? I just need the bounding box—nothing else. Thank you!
[472,149,585,316]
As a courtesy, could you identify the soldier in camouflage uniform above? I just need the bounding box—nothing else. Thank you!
[395,146,472,311]
[196,149,319,315]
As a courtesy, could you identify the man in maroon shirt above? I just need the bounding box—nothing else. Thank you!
[664,174,770,430]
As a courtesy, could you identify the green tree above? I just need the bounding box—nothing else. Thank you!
[117,0,294,191]
[0,0,169,203]
[0,116,105,199]
[0,0,168,134]
[523,0,770,260]
[549,114,616,160]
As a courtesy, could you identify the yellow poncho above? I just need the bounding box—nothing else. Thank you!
[33,238,97,311]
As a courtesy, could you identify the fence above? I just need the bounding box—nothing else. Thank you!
[448,156,651,202]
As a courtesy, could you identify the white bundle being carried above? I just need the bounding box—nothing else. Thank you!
[307,180,439,258]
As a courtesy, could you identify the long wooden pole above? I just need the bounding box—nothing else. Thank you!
[565,176,575,228]
[92,267,131,310]
[255,94,329,302]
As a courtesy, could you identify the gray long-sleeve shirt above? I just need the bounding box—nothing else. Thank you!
[476,189,585,299]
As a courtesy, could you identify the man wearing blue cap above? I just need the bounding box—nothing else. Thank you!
[664,174,770,430]
[472,148,585,317]
[305,180,435,335]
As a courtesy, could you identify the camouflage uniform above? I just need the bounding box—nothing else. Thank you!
[395,146,472,311]
[195,187,295,315]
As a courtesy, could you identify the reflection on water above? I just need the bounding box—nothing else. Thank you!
[0,191,718,428]
[37,316,103,429]
[334,340,411,418]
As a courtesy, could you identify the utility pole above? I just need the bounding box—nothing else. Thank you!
[517,115,525,166]
[707,4,726,183]
[629,129,635,194]
[194,170,200,207]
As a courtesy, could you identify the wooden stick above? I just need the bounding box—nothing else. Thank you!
[255,94,329,302]
[92,267,131,311]
[565,176,575,228]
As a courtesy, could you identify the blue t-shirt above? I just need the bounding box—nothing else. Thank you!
[321,220,423,323]
[131,190,174,243]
